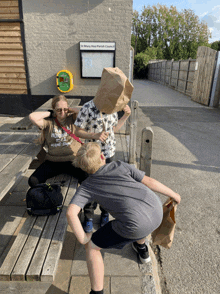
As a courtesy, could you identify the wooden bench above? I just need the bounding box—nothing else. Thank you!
[0,129,41,201]
[0,174,78,282]
[0,98,81,202]
[0,98,81,282]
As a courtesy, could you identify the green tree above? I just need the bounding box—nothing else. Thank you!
[132,4,211,61]
[211,41,220,51]
[133,47,158,78]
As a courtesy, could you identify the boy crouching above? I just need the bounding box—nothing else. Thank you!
[66,142,181,294]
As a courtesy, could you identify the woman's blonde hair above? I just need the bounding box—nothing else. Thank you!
[74,142,103,174]
[51,95,68,109]
[37,95,68,145]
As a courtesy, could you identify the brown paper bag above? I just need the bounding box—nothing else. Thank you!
[151,199,177,249]
[93,67,134,114]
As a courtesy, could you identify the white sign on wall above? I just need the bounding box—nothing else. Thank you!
[82,52,114,78]
[80,42,116,78]
[80,42,115,51]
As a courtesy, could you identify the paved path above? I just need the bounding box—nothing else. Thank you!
[132,79,220,294]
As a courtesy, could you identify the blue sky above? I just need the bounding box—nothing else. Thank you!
[133,0,220,43]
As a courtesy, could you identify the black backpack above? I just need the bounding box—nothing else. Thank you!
[26,183,63,216]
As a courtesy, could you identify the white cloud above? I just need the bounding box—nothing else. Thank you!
[200,11,208,17]
[201,5,220,41]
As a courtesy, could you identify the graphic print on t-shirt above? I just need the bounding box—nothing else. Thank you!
[50,126,73,147]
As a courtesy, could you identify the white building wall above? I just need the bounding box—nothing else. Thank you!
[22,0,133,96]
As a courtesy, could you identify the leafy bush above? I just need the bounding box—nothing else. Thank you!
[211,41,220,51]
[133,47,157,79]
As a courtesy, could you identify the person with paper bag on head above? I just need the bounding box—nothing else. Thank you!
[74,67,134,233]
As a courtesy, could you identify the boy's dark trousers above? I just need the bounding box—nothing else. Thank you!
[84,155,115,218]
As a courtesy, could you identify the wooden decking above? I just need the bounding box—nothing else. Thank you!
[0,106,130,289]
[0,174,78,282]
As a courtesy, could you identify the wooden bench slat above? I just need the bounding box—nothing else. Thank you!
[0,132,20,153]
[0,133,13,146]
[41,178,78,282]
[10,116,33,130]
[0,216,36,281]
[26,174,72,281]
[0,132,37,151]
[0,133,38,172]
[26,214,60,281]
[0,143,41,201]
[11,216,48,281]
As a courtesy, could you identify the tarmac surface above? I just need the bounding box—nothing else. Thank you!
[1,79,220,294]
[133,80,220,294]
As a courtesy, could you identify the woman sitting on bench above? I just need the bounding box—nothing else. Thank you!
[28,95,88,188]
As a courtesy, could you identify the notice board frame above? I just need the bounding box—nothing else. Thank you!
[80,42,116,79]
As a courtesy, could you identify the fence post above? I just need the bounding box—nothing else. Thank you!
[129,100,139,164]
[165,60,167,85]
[125,100,131,135]
[176,60,180,90]
[139,127,154,176]
[169,59,174,86]
[184,59,191,94]
[209,51,220,107]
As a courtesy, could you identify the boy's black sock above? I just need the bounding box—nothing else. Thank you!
[136,242,146,249]
[90,290,104,294]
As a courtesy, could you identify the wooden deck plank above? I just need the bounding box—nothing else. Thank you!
[0,132,14,146]
[0,216,36,281]
[26,214,60,282]
[26,174,72,281]
[0,143,41,201]
[41,177,78,282]
[0,133,37,172]
[11,216,48,281]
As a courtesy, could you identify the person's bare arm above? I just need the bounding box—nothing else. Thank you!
[141,175,181,204]
[68,106,81,115]
[66,204,92,244]
[113,105,131,133]
[74,126,109,142]
[29,111,51,129]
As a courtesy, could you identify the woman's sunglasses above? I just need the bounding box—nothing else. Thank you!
[55,108,69,113]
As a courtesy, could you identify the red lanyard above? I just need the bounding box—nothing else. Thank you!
[55,118,83,145]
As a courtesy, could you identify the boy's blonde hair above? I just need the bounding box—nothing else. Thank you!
[74,142,103,174]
